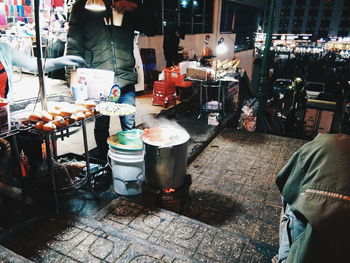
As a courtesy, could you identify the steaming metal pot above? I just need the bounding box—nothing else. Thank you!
[142,126,189,189]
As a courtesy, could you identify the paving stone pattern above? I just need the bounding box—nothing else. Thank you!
[0,245,33,263]
[92,128,306,263]
[184,129,306,249]
[8,215,197,263]
[95,198,277,263]
[3,129,306,263]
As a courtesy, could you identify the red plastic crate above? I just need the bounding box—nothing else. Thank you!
[164,67,182,82]
[163,68,187,86]
[163,69,191,87]
[153,80,176,96]
[152,93,176,108]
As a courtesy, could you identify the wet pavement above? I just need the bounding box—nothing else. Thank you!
[1,127,306,263]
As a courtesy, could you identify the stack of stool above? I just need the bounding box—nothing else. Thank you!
[152,80,176,108]
[164,67,192,101]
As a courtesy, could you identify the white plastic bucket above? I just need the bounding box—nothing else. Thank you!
[108,147,144,196]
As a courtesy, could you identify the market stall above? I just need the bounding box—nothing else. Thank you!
[0,0,140,212]
[2,88,137,210]
[154,57,242,126]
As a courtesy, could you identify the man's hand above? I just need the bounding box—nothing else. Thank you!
[44,55,86,73]
[112,0,138,12]
[54,55,86,68]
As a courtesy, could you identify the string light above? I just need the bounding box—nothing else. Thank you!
[181,0,188,8]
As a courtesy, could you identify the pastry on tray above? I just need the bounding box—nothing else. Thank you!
[96,102,136,116]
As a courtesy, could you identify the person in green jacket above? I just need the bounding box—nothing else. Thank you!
[66,0,156,159]
[273,133,350,263]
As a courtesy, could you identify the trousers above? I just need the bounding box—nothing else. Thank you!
[278,201,306,262]
[94,85,136,156]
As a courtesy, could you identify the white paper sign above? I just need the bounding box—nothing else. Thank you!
[73,68,115,100]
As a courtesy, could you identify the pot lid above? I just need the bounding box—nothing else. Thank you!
[141,126,190,147]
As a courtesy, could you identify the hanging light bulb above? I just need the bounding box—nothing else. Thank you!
[85,0,106,11]
[216,37,228,55]
[216,43,228,55]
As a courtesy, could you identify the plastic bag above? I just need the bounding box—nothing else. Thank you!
[238,98,259,132]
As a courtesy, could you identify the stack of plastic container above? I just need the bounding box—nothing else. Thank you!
[152,67,178,108]
[152,66,193,107]
[152,80,176,108]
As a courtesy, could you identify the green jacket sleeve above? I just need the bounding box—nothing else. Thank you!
[275,150,304,200]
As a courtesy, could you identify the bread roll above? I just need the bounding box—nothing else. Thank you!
[48,109,60,118]
[75,105,86,113]
[42,122,56,132]
[53,116,65,128]
[74,100,85,106]
[69,114,78,124]
[83,100,96,109]
[60,108,74,117]
[35,121,45,130]
[41,111,53,122]
[85,110,93,118]
[75,112,85,121]
[58,102,71,109]
[28,112,42,122]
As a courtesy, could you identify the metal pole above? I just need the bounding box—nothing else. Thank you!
[256,0,276,130]
[34,0,47,111]
[214,0,222,81]
[45,134,59,214]
[81,119,98,199]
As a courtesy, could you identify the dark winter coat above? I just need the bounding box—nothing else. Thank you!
[66,0,155,88]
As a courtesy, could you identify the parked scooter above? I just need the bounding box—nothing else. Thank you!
[266,77,306,137]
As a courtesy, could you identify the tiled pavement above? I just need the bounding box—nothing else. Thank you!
[95,198,277,263]
[183,129,306,247]
[1,129,306,263]
[7,215,198,263]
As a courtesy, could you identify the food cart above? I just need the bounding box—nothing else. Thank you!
[0,0,137,212]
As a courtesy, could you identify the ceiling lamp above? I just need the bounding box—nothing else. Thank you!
[85,0,106,11]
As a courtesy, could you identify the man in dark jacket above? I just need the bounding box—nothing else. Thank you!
[163,27,184,68]
[273,133,350,263]
[66,0,155,158]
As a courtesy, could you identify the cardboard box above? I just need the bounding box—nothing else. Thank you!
[179,61,197,74]
[186,67,208,81]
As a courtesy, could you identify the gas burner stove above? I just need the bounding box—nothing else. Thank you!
[141,174,192,213]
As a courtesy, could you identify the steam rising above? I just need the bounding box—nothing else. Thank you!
[141,115,190,147]
[142,115,188,133]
